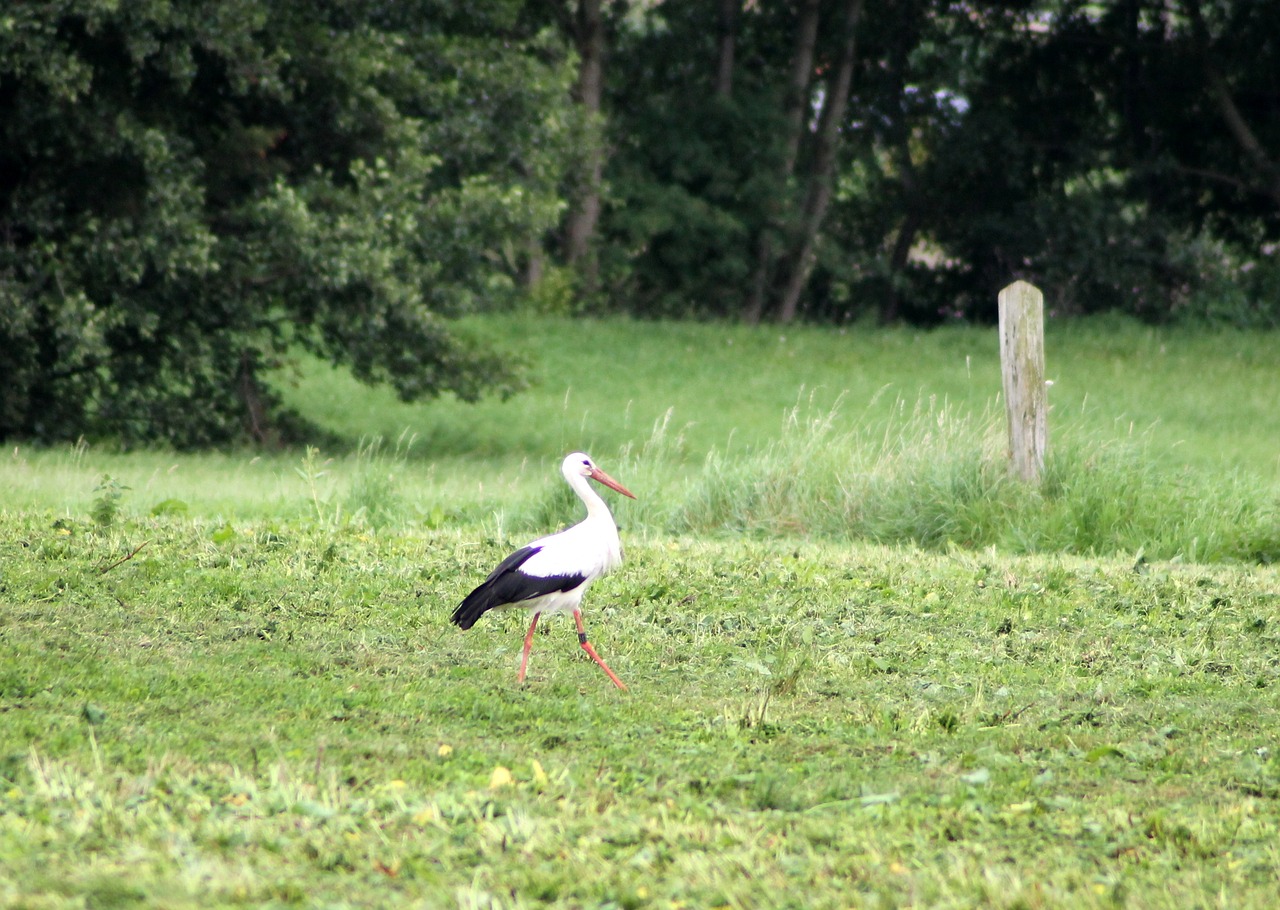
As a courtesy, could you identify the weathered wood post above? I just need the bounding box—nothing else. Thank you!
[998,281,1047,483]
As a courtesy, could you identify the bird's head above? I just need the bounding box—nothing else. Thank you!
[563,452,636,499]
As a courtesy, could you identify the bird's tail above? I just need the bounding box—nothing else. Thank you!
[451,586,497,630]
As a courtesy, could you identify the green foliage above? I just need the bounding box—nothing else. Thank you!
[601,5,794,318]
[0,1,572,446]
[1168,232,1280,329]
[294,446,336,527]
[89,474,129,528]
[603,94,783,318]
[597,2,1280,324]
[523,264,581,316]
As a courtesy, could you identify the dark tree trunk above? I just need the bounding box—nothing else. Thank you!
[743,0,821,323]
[880,208,921,324]
[715,0,737,99]
[524,240,544,287]
[564,0,606,295]
[237,350,277,447]
[779,0,821,179]
[879,11,923,324]
[1120,0,1144,152]
[776,0,864,323]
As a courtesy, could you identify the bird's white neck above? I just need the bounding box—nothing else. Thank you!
[566,470,614,524]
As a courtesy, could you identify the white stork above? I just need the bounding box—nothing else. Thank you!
[451,452,636,690]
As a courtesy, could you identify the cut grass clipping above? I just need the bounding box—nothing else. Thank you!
[2,518,1279,908]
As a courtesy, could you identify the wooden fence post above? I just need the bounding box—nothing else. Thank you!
[998,281,1047,483]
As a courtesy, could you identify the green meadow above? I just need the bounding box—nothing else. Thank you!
[7,314,1278,557]
[3,315,1280,908]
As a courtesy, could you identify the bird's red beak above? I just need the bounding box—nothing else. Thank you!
[589,466,636,499]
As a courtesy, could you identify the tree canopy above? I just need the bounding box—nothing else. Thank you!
[603,0,1280,325]
[2,0,1277,446]
[1,0,568,445]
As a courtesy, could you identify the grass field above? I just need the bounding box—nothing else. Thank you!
[5,314,1278,557]
[279,314,1280,479]
[3,315,1280,907]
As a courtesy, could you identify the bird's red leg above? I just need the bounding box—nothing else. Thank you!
[573,609,628,691]
[518,612,541,683]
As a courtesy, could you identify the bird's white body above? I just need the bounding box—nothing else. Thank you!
[518,508,624,616]
[452,453,635,689]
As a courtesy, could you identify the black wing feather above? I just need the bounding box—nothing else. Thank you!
[451,546,587,630]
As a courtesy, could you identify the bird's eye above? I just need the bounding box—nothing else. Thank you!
[582,459,591,466]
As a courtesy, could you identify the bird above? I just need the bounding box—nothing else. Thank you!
[451,452,636,690]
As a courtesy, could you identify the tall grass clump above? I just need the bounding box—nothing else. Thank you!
[668,393,1005,544]
[345,434,415,530]
[291,433,420,530]
[660,395,1280,562]
[1009,435,1279,561]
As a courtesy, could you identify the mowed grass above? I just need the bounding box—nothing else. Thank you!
[2,515,1279,908]
[3,315,1280,907]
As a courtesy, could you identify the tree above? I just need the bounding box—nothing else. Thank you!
[742,0,821,324]
[602,2,813,319]
[0,0,574,446]
[603,0,1280,327]
[563,0,608,297]
[885,0,1280,323]
[605,1,871,324]
[773,0,865,323]
[715,0,738,99]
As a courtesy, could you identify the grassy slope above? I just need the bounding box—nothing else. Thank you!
[6,315,1276,560]
[280,314,1280,478]
[5,315,1277,537]
[2,518,1279,908]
